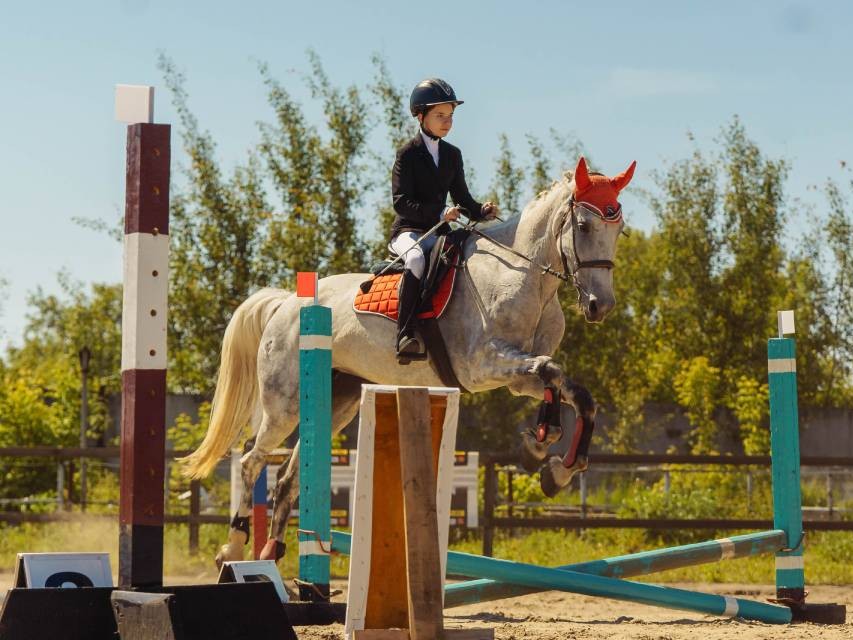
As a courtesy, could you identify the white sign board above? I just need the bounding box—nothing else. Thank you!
[218,560,289,603]
[115,84,154,124]
[14,552,112,588]
[778,310,795,336]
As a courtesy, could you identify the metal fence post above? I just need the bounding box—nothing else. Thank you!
[189,479,200,554]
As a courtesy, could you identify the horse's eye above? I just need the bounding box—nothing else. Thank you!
[578,221,590,233]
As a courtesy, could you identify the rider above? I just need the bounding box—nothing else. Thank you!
[390,78,498,362]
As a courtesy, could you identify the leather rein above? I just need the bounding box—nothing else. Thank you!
[461,196,621,298]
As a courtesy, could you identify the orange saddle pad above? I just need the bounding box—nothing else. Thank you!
[353,268,457,321]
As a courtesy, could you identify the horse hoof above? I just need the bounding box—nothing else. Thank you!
[539,456,578,498]
[539,460,561,498]
[215,543,243,570]
[519,432,549,473]
[259,539,286,563]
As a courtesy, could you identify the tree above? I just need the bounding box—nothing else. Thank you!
[487,134,525,216]
[366,54,416,260]
[0,277,122,501]
[159,55,273,393]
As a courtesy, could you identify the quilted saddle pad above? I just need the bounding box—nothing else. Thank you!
[353,268,457,321]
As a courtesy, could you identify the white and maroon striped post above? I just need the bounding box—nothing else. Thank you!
[116,85,170,588]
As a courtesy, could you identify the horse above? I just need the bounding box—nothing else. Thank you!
[181,156,635,566]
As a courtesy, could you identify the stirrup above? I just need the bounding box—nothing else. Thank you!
[396,334,427,364]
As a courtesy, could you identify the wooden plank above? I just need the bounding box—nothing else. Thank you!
[1,447,851,467]
[365,393,409,629]
[444,629,495,639]
[0,447,191,459]
[481,452,853,467]
[353,630,410,639]
[397,388,443,640]
[488,517,853,531]
[110,591,180,640]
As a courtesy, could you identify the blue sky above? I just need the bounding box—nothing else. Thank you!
[2,1,851,350]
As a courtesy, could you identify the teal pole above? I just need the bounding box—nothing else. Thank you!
[330,530,786,610]
[442,530,785,608]
[298,303,332,601]
[337,532,789,623]
[768,336,805,604]
[435,550,791,623]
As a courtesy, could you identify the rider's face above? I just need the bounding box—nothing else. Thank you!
[419,104,454,137]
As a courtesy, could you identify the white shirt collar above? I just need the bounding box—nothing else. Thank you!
[420,130,440,166]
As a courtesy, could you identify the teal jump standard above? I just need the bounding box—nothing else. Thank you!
[768,337,805,604]
[297,303,333,601]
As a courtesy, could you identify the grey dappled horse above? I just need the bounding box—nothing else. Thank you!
[181,157,635,566]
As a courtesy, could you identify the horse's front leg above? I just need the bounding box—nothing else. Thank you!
[495,343,596,497]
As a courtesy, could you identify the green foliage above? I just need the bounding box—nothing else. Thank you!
[488,134,525,215]
[673,357,720,454]
[366,54,417,260]
[458,388,530,452]
[449,526,853,586]
[3,53,853,511]
[0,277,120,500]
[731,376,770,455]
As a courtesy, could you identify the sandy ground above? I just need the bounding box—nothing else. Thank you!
[2,572,850,639]
[292,581,853,640]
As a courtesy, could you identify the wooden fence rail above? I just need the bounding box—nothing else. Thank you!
[3,448,853,557]
[479,452,853,556]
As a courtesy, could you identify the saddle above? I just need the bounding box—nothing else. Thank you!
[354,229,471,390]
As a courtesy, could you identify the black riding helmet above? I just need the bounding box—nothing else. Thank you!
[409,78,464,117]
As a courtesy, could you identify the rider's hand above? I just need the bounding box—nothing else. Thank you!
[443,206,461,222]
[482,202,499,220]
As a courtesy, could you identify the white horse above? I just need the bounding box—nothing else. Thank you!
[182,157,635,565]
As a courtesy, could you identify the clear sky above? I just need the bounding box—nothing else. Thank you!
[2,1,851,350]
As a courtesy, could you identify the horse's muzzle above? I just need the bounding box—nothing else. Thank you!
[584,295,614,323]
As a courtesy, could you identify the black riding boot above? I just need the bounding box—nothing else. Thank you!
[396,269,426,364]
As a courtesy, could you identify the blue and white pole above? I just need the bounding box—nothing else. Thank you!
[768,310,805,605]
[296,272,333,601]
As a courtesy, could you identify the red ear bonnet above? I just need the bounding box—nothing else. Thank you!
[572,158,637,215]
[610,161,636,193]
[574,156,592,193]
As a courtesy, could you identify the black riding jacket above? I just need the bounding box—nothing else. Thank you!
[390,133,484,241]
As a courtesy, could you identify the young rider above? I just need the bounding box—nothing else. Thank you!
[390,78,498,362]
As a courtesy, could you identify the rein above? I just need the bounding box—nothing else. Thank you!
[461,196,620,297]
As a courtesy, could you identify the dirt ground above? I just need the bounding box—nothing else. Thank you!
[2,572,850,639]
[294,581,853,640]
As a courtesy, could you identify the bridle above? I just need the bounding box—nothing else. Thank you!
[462,195,623,299]
[559,196,623,299]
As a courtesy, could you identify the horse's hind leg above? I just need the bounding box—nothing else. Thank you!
[261,372,363,563]
[215,406,298,569]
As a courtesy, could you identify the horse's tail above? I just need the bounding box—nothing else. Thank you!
[180,288,291,479]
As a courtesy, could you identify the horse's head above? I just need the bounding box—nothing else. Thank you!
[561,156,636,323]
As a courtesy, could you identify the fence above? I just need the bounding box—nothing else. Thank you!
[480,452,853,556]
[0,447,228,553]
[3,448,853,558]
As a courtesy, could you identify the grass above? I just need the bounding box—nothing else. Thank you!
[2,520,851,587]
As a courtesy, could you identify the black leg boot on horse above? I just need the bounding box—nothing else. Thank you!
[396,269,427,364]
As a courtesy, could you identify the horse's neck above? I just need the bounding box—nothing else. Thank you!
[477,188,565,302]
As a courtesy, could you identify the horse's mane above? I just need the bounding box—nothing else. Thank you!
[480,172,573,247]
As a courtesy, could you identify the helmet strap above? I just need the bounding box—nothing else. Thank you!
[420,123,440,141]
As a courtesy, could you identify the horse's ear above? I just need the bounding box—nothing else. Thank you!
[610,161,637,193]
[574,157,591,193]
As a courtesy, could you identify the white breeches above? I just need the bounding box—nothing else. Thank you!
[389,231,438,280]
